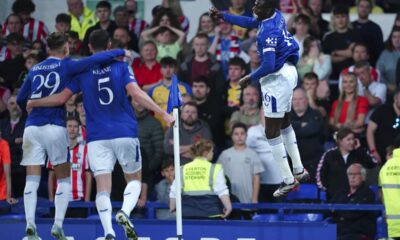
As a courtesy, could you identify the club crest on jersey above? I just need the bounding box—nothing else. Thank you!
[266,37,277,46]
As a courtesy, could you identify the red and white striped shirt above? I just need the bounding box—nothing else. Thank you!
[178,16,189,34]
[0,47,11,62]
[77,125,87,144]
[129,17,148,38]
[2,18,49,43]
[47,143,89,201]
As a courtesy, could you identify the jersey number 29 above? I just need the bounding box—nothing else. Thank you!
[31,71,60,99]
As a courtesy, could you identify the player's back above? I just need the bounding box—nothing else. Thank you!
[72,60,137,142]
[257,10,299,72]
[17,57,71,127]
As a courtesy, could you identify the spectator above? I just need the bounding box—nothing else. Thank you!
[367,88,400,164]
[74,94,86,143]
[178,33,224,95]
[308,0,330,40]
[112,27,140,64]
[246,109,283,202]
[125,0,149,39]
[301,72,330,117]
[351,0,384,66]
[290,88,324,181]
[0,24,11,63]
[196,12,217,43]
[55,13,71,34]
[81,1,117,56]
[292,14,311,57]
[1,14,31,51]
[161,0,190,34]
[218,123,264,203]
[330,163,377,240]
[0,83,11,119]
[131,41,162,92]
[65,94,77,118]
[47,117,91,202]
[229,85,261,129]
[223,0,253,39]
[67,0,96,40]
[113,6,139,53]
[329,73,368,133]
[148,57,192,129]
[316,127,376,201]
[379,136,400,240]
[0,136,17,204]
[224,57,247,116]
[192,76,225,152]
[169,139,232,219]
[322,5,361,81]
[353,60,386,121]
[16,53,39,90]
[164,102,213,165]
[246,42,260,79]
[0,95,25,198]
[296,36,332,86]
[67,31,81,58]
[151,8,182,30]
[376,26,400,94]
[131,99,165,195]
[155,159,175,219]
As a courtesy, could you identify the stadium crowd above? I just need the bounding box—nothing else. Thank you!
[1,0,400,239]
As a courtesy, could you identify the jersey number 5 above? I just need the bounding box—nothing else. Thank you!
[98,77,114,105]
[31,71,61,99]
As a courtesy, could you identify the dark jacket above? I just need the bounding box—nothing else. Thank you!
[0,116,25,166]
[316,147,376,201]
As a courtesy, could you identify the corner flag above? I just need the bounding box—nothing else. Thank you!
[167,74,182,114]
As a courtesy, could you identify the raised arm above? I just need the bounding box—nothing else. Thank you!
[209,7,258,29]
[167,25,186,46]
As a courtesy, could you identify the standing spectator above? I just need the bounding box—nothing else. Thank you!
[290,88,324,181]
[67,0,97,40]
[292,14,311,57]
[169,139,232,219]
[223,0,253,39]
[192,76,226,152]
[351,0,384,66]
[162,0,190,34]
[322,5,361,81]
[113,6,139,53]
[55,13,71,34]
[0,83,11,119]
[0,136,17,204]
[16,53,39,90]
[131,41,162,92]
[246,110,283,202]
[316,128,376,201]
[367,88,400,164]
[329,73,368,133]
[330,163,377,240]
[218,123,264,203]
[164,102,213,165]
[81,1,117,56]
[178,33,224,94]
[229,85,261,129]
[0,95,25,198]
[379,136,400,240]
[376,26,400,94]
[125,0,149,39]
[308,0,330,40]
[301,72,330,117]
[67,31,82,58]
[74,94,87,144]
[148,57,192,129]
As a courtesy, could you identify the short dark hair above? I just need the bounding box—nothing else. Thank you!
[96,1,111,10]
[56,13,71,24]
[153,26,172,37]
[181,101,197,110]
[160,57,177,68]
[354,60,370,69]
[46,32,68,50]
[352,42,369,54]
[6,33,24,44]
[26,53,40,62]
[231,122,247,135]
[332,5,349,15]
[161,159,174,170]
[303,72,319,81]
[89,29,110,51]
[66,115,81,125]
[228,57,246,70]
[113,6,128,16]
[194,33,209,42]
[294,14,311,25]
[12,0,35,14]
[193,76,210,87]
[67,31,79,40]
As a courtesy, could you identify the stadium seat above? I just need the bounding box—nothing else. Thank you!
[284,213,324,222]
[375,215,388,239]
[369,185,380,203]
[286,184,319,202]
[252,214,279,222]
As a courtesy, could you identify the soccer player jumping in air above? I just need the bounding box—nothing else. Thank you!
[210,0,309,197]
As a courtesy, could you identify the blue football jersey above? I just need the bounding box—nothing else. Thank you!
[16,49,125,127]
[67,60,138,142]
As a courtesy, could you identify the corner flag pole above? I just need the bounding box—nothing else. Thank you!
[173,107,183,240]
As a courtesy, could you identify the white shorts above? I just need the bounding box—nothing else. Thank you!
[260,63,298,118]
[87,137,142,177]
[21,125,69,166]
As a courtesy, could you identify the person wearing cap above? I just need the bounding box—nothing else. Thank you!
[67,0,97,40]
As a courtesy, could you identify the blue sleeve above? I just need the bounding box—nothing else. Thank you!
[66,49,125,76]
[66,76,81,94]
[250,51,276,81]
[222,13,258,29]
[16,74,32,108]
[122,65,136,87]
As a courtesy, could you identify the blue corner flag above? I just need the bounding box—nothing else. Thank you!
[167,74,182,114]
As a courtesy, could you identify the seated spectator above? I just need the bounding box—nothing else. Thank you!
[55,13,71,33]
[301,72,330,117]
[125,0,149,39]
[329,73,368,133]
[113,6,139,52]
[141,25,185,61]
[229,85,261,129]
[218,123,264,203]
[246,109,282,202]
[246,42,260,79]
[161,0,190,34]
[223,57,247,116]
[376,26,400,94]
[2,14,31,51]
[296,36,332,97]
[330,163,377,240]
[164,102,212,165]
[16,53,39,90]
[0,136,17,204]
[67,0,96,40]
[290,88,324,182]
[131,41,162,92]
[169,139,232,219]
[353,60,386,120]
[148,57,191,129]
[155,159,174,219]
[67,31,81,59]
[196,12,217,43]
[316,127,376,201]
[367,88,400,164]
[292,14,311,57]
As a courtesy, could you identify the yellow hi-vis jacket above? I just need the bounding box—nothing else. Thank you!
[380,148,400,238]
[69,7,97,40]
[181,157,221,196]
